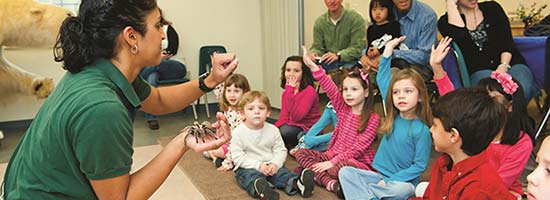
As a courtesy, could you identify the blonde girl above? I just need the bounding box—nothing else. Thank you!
[207,73,250,170]
[339,36,433,199]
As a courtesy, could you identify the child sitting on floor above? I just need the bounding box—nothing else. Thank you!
[412,87,516,200]
[230,91,315,200]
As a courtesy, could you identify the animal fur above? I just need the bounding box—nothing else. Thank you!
[0,0,72,102]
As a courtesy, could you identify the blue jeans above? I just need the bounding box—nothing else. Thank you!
[140,59,187,120]
[470,64,534,102]
[235,167,299,197]
[339,167,415,200]
[321,59,358,71]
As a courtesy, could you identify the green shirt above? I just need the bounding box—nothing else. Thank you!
[310,8,366,62]
[4,59,151,199]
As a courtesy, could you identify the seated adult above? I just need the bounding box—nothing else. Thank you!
[438,0,534,101]
[361,0,437,81]
[309,0,366,72]
[140,24,187,130]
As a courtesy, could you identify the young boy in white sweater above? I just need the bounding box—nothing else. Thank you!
[230,91,315,200]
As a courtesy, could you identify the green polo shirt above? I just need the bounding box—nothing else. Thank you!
[310,8,366,62]
[3,59,151,199]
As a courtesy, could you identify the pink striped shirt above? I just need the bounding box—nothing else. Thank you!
[275,85,321,131]
[313,69,380,165]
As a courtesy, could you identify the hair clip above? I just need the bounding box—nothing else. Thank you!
[490,71,518,95]
[359,70,370,87]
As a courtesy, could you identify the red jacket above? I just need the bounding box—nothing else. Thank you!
[411,152,516,200]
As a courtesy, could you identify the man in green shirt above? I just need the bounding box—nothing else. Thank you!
[309,0,366,72]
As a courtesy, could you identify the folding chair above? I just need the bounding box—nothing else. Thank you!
[198,45,227,118]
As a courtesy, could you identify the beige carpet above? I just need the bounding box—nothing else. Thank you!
[159,137,337,200]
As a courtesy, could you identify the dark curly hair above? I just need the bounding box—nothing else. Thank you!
[280,56,314,91]
[54,0,161,73]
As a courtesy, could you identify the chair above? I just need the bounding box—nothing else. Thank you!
[158,77,198,120]
[444,36,550,140]
[198,45,227,118]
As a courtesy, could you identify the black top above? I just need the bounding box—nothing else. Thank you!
[438,1,526,74]
[366,20,401,53]
[165,25,179,55]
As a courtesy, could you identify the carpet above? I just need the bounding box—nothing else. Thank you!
[158,137,338,200]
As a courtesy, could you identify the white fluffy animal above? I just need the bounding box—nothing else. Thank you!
[0,0,72,102]
[0,0,72,139]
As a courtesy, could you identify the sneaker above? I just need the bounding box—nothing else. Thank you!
[147,120,159,130]
[254,178,279,200]
[333,182,344,199]
[296,169,315,197]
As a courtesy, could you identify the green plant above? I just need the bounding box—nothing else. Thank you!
[515,2,548,27]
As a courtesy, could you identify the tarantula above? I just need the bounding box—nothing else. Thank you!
[182,121,218,143]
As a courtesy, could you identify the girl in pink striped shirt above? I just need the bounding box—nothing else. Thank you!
[295,46,380,197]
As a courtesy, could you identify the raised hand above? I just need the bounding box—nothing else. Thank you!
[430,37,452,79]
[301,45,320,72]
[208,53,239,86]
[382,36,406,57]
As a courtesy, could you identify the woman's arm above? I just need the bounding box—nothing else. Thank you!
[445,0,463,28]
[90,113,231,199]
[141,53,238,115]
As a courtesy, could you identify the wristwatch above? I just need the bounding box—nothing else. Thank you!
[198,72,215,93]
[336,52,342,61]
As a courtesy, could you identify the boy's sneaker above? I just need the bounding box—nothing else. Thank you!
[296,169,315,197]
[254,178,279,200]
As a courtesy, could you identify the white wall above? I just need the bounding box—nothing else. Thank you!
[304,0,550,48]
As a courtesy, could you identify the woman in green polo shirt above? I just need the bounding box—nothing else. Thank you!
[3,0,238,199]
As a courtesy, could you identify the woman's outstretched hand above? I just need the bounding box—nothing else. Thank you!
[301,45,320,72]
[182,112,231,153]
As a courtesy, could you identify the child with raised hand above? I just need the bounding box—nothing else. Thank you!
[296,46,380,198]
[430,37,534,197]
[527,136,550,200]
[338,36,432,199]
[206,73,251,171]
[275,56,321,150]
[412,87,516,200]
[289,101,338,156]
[230,91,315,200]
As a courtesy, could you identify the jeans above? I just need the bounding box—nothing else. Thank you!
[279,124,303,150]
[321,59,358,72]
[339,167,415,200]
[235,167,299,197]
[140,59,187,121]
[470,64,534,102]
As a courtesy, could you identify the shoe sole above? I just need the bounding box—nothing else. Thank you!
[254,179,279,200]
[298,169,315,198]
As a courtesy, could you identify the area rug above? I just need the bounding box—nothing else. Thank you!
[158,137,337,200]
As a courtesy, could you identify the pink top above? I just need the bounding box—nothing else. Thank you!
[486,132,533,196]
[433,72,454,96]
[313,69,379,165]
[275,85,321,131]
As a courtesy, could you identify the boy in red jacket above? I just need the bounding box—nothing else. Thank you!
[412,87,516,200]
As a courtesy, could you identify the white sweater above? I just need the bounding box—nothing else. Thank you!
[229,122,287,170]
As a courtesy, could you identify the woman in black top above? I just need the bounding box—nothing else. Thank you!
[438,0,534,101]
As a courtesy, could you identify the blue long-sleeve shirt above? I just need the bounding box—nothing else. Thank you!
[303,102,338,148]
[392,0,437,66]
[375,54,432,186]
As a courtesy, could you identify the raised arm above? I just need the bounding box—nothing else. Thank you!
[430,37,455,96]
[141,53,238,115]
